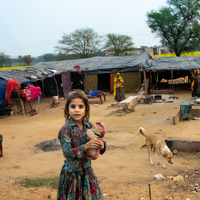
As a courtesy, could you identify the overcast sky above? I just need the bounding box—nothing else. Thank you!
[1,0,167,58]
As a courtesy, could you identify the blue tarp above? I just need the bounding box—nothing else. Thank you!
[0,78,7,111]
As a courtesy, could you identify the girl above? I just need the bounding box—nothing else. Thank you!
[57,90,106,200]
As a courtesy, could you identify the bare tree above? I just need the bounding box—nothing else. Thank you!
[105,33,135,56]
[55,28,103,58]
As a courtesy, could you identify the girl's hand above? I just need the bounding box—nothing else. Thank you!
[98,140,104,150]
[85,139,100,150]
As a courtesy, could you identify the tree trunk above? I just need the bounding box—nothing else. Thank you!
[175,51,181,57]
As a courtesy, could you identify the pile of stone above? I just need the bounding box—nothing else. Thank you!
[36,138,61,152]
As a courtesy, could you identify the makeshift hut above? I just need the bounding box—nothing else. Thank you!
[2,52,200,112]
[0,52,151,102]
[0,70,33,113]
[141,55,200,94]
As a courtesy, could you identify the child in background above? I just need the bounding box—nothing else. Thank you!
[57,89,106,200]
[86,89,104,98]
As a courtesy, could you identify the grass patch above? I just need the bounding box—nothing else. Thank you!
[13,165,21,169]
[105,108,135,117]
[18,177,59,189]
[116,166,126,171]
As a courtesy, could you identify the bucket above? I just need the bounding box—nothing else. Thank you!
[53,96,59,102]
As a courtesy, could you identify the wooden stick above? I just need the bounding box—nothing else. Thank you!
[18,93,25,116]
[148,184,151,200]
[143,69,148,96]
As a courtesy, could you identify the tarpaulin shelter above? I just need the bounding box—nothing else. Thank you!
[0,52,151,99]
[5,79,21,107]
[3,52,200,105]
[142,55,200,71]
[0,71,33,112]
[140,55,200,94]
[0,78,7,111]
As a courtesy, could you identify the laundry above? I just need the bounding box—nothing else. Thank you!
[5,79,21,107]
[21,87,42,104]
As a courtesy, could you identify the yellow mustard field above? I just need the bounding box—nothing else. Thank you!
[152,51,200,57]
[0,66,30,71]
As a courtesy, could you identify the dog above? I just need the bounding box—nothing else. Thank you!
[139,127,173,169]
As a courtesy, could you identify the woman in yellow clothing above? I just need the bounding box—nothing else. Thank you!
[191,69,200,97]
[113,72,126,102]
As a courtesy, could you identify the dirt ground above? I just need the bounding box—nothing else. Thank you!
[1,89,200,200]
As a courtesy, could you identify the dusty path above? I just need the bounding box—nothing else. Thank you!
[0,91,200,200]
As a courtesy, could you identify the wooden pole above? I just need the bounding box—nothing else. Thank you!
[29,101,33,112]
[53,76,59,97]
[154,71,157,90]
[148,184,152,200]
[139,63,148,95]
[157,71,158,90]
[20,99,25,116]
[143,69,148,95]
[171,70,174,93]
[42,80,50,97]
[18,93,25,116]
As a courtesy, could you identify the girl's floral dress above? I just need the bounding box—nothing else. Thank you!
[57,117,105,200]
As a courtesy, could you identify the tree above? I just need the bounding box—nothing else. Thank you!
[43,53,56,62]
[22,55,32,65]
[0,53,10,68]
[56,52,80,61]
[147,0,200,57]
[55,28,103,59]
[105,33,135,56]
[11,55,22,65]
[16,55,22,63]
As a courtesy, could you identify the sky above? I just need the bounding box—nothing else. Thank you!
[0,0,168,58]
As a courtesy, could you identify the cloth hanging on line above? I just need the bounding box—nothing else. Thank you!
[5,79,21,107]
[61,70,71,99]
[73,65,82,74]
[21,87,42,104]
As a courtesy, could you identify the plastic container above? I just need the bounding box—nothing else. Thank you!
[180,102,191,120]
[196,97,200,104]
[53,96,59,102]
